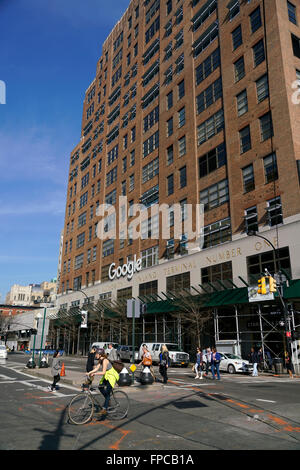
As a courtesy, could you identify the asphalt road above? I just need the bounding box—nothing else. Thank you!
[1,354,300,452]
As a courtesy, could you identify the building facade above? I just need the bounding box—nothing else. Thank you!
[56,0,300,354]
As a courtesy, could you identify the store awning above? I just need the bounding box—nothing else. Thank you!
[283,279,300,299]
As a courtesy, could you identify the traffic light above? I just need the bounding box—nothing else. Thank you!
[258,277,267,295]
[269,276,277,293]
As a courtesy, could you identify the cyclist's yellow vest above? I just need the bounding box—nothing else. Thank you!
[100,366,119,388]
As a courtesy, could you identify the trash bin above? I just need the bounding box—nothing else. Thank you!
[140,367,154,385]
[273,358,283,374]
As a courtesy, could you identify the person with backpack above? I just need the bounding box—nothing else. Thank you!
[87,348,120,416]
[211,347,221,380]
[159,344,170,384]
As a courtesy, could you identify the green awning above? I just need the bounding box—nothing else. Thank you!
[283,279,300,299]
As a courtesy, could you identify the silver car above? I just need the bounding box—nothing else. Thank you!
[117,345,139,363]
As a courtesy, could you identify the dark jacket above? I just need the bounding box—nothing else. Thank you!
[86,352,95,372]
[250,351,259,364]
[159,351,169,368]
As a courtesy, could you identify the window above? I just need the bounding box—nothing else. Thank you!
[179,166,187,188]
[250,7,262,33]
[107,144,118,165]
[247,247,291,280]
[166,272,190,293]
[141,245,159,269]
[167,117,173,137]
[167,174,174,195]
[129,174,135,192]
[164,65,173,85]
[244,206,258,234]
[292,34,300,58]
[131,126,136,143]
[178,107,185,128]
[196,77,222,114]
[167,145,174,165]
[122,156,127,173]
[195,48,220,86]
[79,192,88,209]
[167,91,173,110]
[102,239,114,257]
[256,74,269,102]
[234,56,245,82]
[178,135,186,157]
[253,39,265,66]
[201,261,233,287]
[142,82,159,108]
[193,22,219,58]
[143,39,160,65]
[267,196,283,226]
[228,0,240,20]
[145,17,160,44]
[200,179,229,211]
[166,0,172,16]
[105,188,116,205]
[178,80,185,99]
[140,184,159,207]
[263,153,278,183]
[232,25,242,50]
[236,89,248,116]
[76,232,85,249]
[143,130,159,157]
[106,167,117,187]
[197,109,224,146]
[78,212,87,228]
[141,214,159,239]
[287,1,297,25]
[142,157,159,183]
[175,6,183,24]
[239,125,251,153]
[203,218,231,249]
[260,112,273,141]
[73,276,82,291]
[192,0,217,31]
[144,106,159,132]
[75,253,84,270]
[130,149,135,166]
[242,164,255,193]
[117,287,132,301]
[199,143,226,178]
[175,30,184,49]
[139,280,158,297]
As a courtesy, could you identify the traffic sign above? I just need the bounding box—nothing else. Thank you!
[129,364,137,373]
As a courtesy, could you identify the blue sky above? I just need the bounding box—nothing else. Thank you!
[0,0,129,301]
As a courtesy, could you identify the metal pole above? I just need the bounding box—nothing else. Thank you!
[235,306,240,355]
[32,332,37,367]
[258,304,266,367]
[132,299,135,383]
[38,307,47,367]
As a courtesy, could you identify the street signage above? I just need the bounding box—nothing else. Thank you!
[248,286,274,302]
[126,299,141,318]
[129,364,137,373]
[80,310,88,328]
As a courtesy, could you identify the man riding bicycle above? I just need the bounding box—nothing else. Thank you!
[87,348,119,416]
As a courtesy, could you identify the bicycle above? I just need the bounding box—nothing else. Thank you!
[68,378,129,425]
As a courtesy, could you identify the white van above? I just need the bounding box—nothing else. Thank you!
[91,342,118,356]
[138,343,189,367]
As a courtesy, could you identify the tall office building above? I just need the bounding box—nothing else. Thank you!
[57,0,300,321]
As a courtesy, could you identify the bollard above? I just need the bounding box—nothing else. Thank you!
[26,357,36,369]
[39,356,49,368]
[118,367,132,386]
[140,366,154,385]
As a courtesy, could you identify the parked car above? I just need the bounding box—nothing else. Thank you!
[218,352,253,374]
[117,345,139,362]
[138,343,189,367]
[0,345,8,359]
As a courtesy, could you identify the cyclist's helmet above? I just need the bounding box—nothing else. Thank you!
[95,348,105,355]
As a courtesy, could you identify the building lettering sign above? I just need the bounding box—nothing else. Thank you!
[109,255,142,281]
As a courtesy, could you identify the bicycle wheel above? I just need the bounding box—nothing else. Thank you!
[108,390,129,420]
[68,392,94,425]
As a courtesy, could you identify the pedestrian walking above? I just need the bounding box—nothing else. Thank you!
[108,343,118,361]
[138,344,155,381]
[265,350,273,371]
[258,347,264,372]
[204,347,211,377]
[194,347,204,379]
[284,350,295,378]
[211,347,221,380]
[249,347,259,376]
[86,346,97,373]
[48,350,62,392]
[159,344,170,384]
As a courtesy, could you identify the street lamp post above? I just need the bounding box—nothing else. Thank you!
[247,231,292,356]
[67,289,89,355]
[31,312,42,368]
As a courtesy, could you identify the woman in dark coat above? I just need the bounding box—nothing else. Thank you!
[48,350,62,392]
[159,344,170,384]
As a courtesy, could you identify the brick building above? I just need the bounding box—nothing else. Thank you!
[56,0,300,356]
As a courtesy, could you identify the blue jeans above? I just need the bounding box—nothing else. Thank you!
[99,380,113,409]
[211,362,220,380]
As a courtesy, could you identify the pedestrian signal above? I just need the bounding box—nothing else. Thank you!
[258,277,267,295]
[269,276,277,293]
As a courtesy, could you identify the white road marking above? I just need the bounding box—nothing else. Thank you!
[0,373,16,380]
[256,399,276,403]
